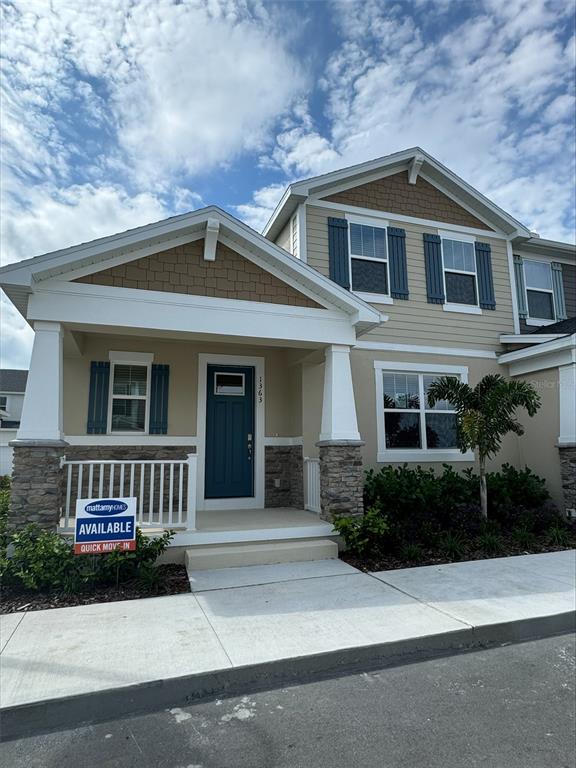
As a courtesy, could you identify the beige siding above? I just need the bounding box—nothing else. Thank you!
[63,334,304,438]
[511,367,563,507]
[276,219,292,253]
[306,205,515,350]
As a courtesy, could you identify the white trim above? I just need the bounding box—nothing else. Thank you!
[65,435,198,446]
[437,229,477,244]
[374,361,470,463]
[354,292,393,305]
[500,334,566,345]
[203,219,219,262]
[499,334,576,376]
[109,351,154,364]
[526,318,555,327]
[506,240,521,334]
[443,303,482,315]
[196,353,265,511]
[374,361,469,377]
[558,364,576,446]
[297,203,307,263]
[408,153,424,185]
[263,436,303,446]
[310,165,405,200]
[306,200,507,240]
[354,341,497,359]
[319,344,361,441]
[418,170,498,233]
[377,450,475,463]
[29,282,358,346]
[346,212,390,229]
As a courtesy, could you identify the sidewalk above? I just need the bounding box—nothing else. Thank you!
[1,551,574,739]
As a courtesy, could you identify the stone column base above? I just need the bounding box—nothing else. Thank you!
[265,445,304,508]
[317,440,365,522]
[9,440,69,530]
[559,446,576,516]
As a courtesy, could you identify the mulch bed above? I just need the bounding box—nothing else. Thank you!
[1,564,191,615]
[341,538,576,573]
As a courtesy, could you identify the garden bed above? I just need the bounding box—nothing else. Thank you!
[1,563,190,614]
[341,538,576,573]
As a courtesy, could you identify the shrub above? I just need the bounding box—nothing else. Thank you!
[476,528,503,556]
[399,542,423,563]
[437,530,466,561]
[332,504,390,557]
[486,465,549,517]
[512,525,537,550]
[547,523,572,548]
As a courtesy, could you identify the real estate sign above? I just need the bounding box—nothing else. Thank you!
[74,497,137,554]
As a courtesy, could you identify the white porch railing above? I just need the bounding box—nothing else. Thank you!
[60,454,197,531]
[304,457,321,513]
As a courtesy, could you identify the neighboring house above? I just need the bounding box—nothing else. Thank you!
[0,369,28,475]
[0,147,574,555]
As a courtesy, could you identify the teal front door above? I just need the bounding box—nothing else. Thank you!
[205,365,255,499]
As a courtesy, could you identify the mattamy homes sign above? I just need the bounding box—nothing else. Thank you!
[74,497,137,554]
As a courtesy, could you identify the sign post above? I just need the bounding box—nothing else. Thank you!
[74,497,137,555]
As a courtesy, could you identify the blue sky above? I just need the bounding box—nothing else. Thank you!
[1,0,575,367]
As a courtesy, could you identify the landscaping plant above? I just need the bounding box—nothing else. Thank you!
[427,374,541,519]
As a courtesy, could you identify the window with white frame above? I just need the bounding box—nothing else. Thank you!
[109,363,150,433]
[442,237,478,306]
[348,221,389,296]
[523,260,555,321]
[0,396,7,412]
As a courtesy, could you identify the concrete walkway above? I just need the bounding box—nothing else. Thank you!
[1,551,574,739]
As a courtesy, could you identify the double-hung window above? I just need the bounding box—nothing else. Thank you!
[441,236,479,308]
[523,260,555,321]
[109,362,150,433]
[0,396,7,412]
[375,362,473,462]
[348,220,390,301]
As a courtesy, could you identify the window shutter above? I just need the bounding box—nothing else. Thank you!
[475,242,496,310]
[87,361,110,434]
[388,227,409,299]
[551,263,567,320]
[513,255,528,319]
[327,217,350,289]
[149,364,169,434]
[423,234,445,304]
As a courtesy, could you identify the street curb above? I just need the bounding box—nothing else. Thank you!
[1,610,574,742]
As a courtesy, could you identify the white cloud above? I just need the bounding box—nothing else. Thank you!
[234,183,286,231]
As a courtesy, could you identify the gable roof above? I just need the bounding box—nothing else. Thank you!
[263,147,533,240]
[0,205,382,331]
[0,369,28,393]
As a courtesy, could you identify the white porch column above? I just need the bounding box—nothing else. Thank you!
[558,363,576,446]
[319,344,361,442]
[17,321,64,442]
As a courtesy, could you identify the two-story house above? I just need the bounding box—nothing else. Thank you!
[0,148,574,559]
[0,369,28,476]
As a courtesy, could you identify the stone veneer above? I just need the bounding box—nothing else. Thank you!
[559,446,576,515]
[317,441,364,522]
[9,444,196,530]
[265,445,304,508]
[10,443,68,530]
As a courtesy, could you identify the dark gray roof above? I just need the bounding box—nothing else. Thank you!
[0,369,28,393]
[531,317,576,335]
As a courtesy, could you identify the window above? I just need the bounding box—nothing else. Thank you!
[214,372,245,396]
[442,237,478,306]
[348,221,389,297]
[109,363,149,433]
[523,260,554,321]
[0,396,6,412]
[375,362,472,462]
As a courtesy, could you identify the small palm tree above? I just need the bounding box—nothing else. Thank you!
[427,374,541,519]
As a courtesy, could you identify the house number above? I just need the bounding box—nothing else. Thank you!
[258,376,263,404]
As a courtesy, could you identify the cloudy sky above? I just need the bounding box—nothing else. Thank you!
[1,0,575,368]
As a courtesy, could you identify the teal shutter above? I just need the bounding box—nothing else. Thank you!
[87,362,110,434]
[475,242,496,310]
[423,234,445,304]
[388,227,409,299]
[513,255,528,319]
[149,364,169,434]
[327,217,350,289]
[551,263,567,320]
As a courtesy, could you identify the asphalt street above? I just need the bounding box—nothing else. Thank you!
[2,634,574,768]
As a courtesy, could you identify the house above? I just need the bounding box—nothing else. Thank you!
[0,147,574,558]
[0,369,28,476]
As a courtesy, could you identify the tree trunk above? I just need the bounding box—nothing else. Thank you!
[479,457,488,520]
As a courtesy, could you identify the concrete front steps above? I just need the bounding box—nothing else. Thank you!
[185,538,338,571]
